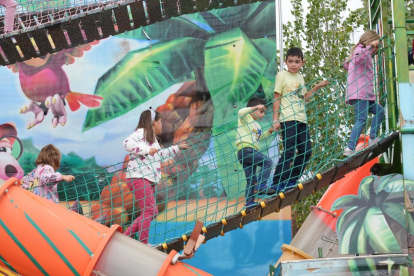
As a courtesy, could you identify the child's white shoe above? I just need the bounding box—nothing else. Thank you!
[369,137,380,146]
[343,147,354,156]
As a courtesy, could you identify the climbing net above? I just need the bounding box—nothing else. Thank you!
[25,44,393,245]
[0,0,125,33]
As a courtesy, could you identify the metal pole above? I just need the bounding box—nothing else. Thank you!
[379,0,401,172]
[277,0,283,72]
[392,0,414,179]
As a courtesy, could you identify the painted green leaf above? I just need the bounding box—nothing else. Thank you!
[364,207,402,253]
[356,225,368,254]
[359,176,376,201]
[332,195,364,211]
[118,14,214,41]
[336,205,361,240]
[200,2,263,34]
[204,28,267,132]
[241,2,276,39]
[382,202,414,236]
[83,38,206,131]
[379,178,414,194]
[339,210,364,254]
[253,37,277,81]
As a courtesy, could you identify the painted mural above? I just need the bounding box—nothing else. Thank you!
[0,2,290,275]
[332,174,414,275]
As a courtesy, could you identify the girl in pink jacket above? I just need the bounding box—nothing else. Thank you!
[123,109,188,244]
[343,30,385,156]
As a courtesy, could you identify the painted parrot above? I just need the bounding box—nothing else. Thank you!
[8,42,103,129]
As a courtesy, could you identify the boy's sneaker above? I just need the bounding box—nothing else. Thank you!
[256,185,276,195]
[343,147,354,156]
[245,201,257,210]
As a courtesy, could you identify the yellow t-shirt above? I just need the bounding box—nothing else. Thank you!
[235,107,272,151]
[274,71,308,123]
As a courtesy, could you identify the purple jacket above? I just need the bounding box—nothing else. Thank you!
[21,165,62,203]
[343,44,376,103]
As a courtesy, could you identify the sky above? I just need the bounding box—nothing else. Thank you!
[280,0,365,43]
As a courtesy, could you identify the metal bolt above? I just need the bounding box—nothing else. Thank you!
[14,181,18,185]
[4,189,8,193]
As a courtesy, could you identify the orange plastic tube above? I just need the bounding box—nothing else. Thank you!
[157,251,213,276]
[317,157,378,218]
[0,177,121,276]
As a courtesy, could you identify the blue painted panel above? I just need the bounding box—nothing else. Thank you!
[151,220,291,276]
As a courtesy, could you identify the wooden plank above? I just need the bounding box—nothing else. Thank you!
[114,5,132,34]
[31,28,54,56]
[203,221,222,240]
[13,33,38,59]
[163,0,179,19]
[0,49,6,66]
[0,36,22,64]
[195,0,211,11]
[180,0,195,15]
[129,1,147,28]
[261,196,281,217]
[62,18,85,47]
[146,0,163,24]
[332,161,351,183]
[94,9,117,38]
[296,180,318,202]
[221,0,235,8]
[222,213,242,234]
[80,14,101,42]
[47,24,69,51]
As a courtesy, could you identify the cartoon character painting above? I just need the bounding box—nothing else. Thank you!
[0,122,24,185]
[8,43,103,129]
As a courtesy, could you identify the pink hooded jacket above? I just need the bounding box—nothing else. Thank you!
[343,44,376,103]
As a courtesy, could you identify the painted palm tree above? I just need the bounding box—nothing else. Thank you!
[81,1,277,200]
[332,174,414,275]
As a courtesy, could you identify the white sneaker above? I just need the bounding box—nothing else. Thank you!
[343,147,354,156]
[368,137,380,146]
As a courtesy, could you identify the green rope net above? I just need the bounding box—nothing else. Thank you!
[29,44,393,246]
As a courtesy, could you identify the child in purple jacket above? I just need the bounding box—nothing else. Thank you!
[21,144,74,203]
[343,30,385,156]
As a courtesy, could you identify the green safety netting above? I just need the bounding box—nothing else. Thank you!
[27,44,393,246]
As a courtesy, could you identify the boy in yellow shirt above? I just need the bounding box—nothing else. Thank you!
[236,97,276,209]
[272,47,329,191]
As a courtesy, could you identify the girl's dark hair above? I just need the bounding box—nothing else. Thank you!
[136,110,162,143]
[35,144,61,170]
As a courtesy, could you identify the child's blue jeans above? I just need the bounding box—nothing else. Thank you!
[272,121,312,187]
[237,147,273,204]
[347,100,385,150]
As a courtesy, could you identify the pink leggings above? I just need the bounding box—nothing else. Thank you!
[0,0,17,32]
[124,178,158,244]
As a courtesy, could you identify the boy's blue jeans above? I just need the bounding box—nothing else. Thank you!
[347,100,385,150]
[237,147,273,204]
[272,121,312,188]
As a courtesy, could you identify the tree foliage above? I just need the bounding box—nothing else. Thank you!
[282,0,366,236]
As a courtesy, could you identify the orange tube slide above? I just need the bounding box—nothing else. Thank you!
[0,178,212,276]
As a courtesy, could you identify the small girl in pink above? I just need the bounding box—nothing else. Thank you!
[343,30,385,156]
[123,109,188,244]
[21,144,75,203]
